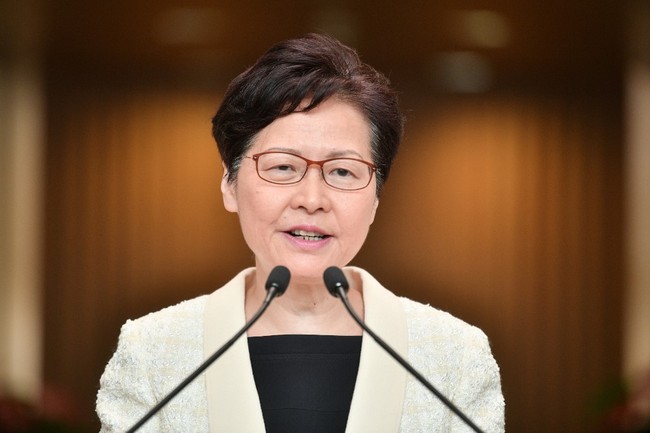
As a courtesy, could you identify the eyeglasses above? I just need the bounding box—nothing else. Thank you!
[248,151,377,191]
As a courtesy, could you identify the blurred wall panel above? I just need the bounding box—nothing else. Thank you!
[624,0,650,389]
[0,0,44,406]
[0,51,44,406]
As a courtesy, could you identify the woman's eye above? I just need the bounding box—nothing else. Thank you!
[331,168,353,177]
[270,164,296,172]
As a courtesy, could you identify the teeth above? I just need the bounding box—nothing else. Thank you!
[291,230,325,241]
[294,230,320,236]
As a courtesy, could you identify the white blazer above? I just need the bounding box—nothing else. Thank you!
[97,267,504,432]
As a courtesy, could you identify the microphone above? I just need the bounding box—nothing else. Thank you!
[126,265,291,433]
[323,266,486,433]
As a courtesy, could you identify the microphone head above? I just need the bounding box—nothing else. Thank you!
[323,266,349,298]
[265,265,291,296]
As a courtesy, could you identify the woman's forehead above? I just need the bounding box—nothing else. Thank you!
[251,99,372,156]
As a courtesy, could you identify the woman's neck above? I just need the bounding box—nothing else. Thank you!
[245,269,364,337]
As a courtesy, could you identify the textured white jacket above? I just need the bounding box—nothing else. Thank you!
[96,267,505,432]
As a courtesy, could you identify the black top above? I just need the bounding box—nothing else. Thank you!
[248,334,362,433]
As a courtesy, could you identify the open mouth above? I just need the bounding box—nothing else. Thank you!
[288,230,328,241]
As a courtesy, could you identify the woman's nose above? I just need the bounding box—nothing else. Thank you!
[290,166,332,213]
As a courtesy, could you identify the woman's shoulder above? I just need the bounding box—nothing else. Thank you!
[350,267,488,342]
[398,296,489,345]
[119,294,208,344]
[398,296,500,390]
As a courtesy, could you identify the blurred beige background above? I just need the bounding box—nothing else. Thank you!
[2,0,649,431]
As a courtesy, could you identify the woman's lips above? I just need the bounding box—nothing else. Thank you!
[283,227,332,249]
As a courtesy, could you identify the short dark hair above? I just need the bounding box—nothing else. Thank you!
[212,33,404,194]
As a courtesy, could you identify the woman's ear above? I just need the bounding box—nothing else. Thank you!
[369,197,379,224]
[221,163,238,213]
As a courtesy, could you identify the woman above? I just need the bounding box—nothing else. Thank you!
[96,33,505,432]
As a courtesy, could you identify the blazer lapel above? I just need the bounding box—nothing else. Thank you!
[344,267,408,433]
[203,268,266,432]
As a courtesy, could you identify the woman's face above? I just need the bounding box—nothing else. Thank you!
[221,98,379,284]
